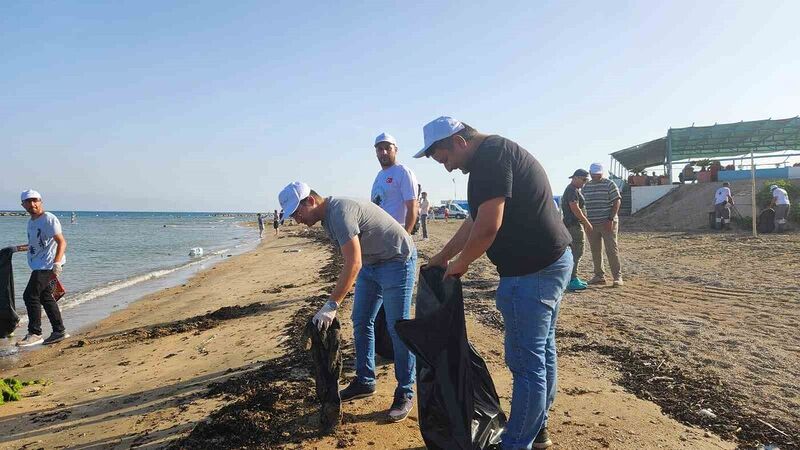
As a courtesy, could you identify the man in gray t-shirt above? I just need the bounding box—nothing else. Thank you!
[278,182,418,422]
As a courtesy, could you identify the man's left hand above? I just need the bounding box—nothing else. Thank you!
[52,264,63,277]
[603,220,615,233]
[444,258,469,279]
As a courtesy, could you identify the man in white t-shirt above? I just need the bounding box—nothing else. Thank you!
[713,182,734,230]
[769,185,791,232]
[419,192,431,239]
[14,189,69,346]
[371,133,419,233]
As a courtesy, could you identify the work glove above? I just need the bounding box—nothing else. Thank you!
[52,264,63,278]
[313,299,338,331]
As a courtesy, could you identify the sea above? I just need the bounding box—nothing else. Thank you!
[0,211,260,363]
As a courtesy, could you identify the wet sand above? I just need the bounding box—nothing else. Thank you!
[1,221,795,448]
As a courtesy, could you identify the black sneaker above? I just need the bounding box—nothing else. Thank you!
[533,427,553,449]
[339,379,375,402]
[43,331,70,345]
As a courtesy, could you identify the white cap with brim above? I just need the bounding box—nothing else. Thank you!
[770,185,779,191]
[414,116,465,158]
[589,163,604,175]
[21,189,41,202]
[374,133,397,147]
[278,181,311,217]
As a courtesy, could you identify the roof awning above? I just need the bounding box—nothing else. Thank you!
[610,116,800,171]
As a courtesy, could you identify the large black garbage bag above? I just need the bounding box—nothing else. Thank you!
[302,318,342,432]
[396,266,505,449]
[0,247,19,337]
[757,208,775,233]
[374,304,394,360]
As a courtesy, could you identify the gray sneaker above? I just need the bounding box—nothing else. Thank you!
[43,331,70,345]
[388,396,413,422]
[16,333,43,347]
[588,275,606,285]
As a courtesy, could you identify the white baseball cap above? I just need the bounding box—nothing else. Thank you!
[374,133,397,147]
[589,163,604,175]
[278,181,311,217]
[21,189,42,202]
[414,116,465,158]
[770,185,779,191]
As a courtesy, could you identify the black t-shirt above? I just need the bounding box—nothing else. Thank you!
[561,184,585,227]
[466,135,571,277]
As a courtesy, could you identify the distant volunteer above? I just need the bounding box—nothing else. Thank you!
[769,185,791,232]
[561,169,593,291]
[371,133,419,233]
[714,182,734,231]
[583,163,623,286]
[419,192,431,239]
[14,190,69,346]
[278,182,417,422]
[415,117,572,450]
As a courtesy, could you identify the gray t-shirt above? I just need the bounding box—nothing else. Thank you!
[322,197,414,265]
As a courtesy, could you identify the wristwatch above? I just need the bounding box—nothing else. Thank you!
[326,299,339,310]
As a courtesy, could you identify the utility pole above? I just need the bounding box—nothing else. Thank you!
[751,151,757,237]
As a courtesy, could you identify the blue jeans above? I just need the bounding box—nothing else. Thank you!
[352,251,417,399]
[497,250,572,450]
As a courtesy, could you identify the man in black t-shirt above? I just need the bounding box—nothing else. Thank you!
[414,116,572,450]
[561,169,593,291]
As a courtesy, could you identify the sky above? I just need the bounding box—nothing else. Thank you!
[2,0,799,212]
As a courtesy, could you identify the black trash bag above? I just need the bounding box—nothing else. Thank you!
[396,266,505,450]
[757,208,775,234]
[302,318,342,432]
[0,247,19,337]
[374,304,394,360]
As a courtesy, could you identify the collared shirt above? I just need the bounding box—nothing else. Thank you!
[583,178,621,224]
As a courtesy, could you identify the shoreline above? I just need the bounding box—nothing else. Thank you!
[0,234,261,368]
[0,226,323,448]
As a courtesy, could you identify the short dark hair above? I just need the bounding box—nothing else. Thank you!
[300,189,324,206]
[425,123,478,157]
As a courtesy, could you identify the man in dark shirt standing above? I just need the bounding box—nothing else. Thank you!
[561,169,593,292]
[415,116,572,450]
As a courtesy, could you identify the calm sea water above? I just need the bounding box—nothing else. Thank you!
[0,211,259,360]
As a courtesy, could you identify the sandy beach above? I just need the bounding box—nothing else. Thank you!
[1,220,796,449]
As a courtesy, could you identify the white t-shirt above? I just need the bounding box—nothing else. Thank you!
[419,198,431,215]
[27,212,65,270]
[773,187,790,205]
[714,187,732,205]
[371,164,418,224]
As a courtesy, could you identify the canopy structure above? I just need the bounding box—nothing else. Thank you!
[610,116,800,178]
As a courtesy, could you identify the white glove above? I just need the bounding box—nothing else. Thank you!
[52,264,63,277]
[313,300,338,330]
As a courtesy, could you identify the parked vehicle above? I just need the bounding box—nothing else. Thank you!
[433,203,468,219]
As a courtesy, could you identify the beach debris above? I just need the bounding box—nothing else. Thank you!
[283,249,301,253]
[0,378,45,405]
[94,302,273,343]
[189,247,203,257]
[755,418,790,438]
[697,408,717,420]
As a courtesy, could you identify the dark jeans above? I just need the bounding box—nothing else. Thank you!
[23,270,65,335]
